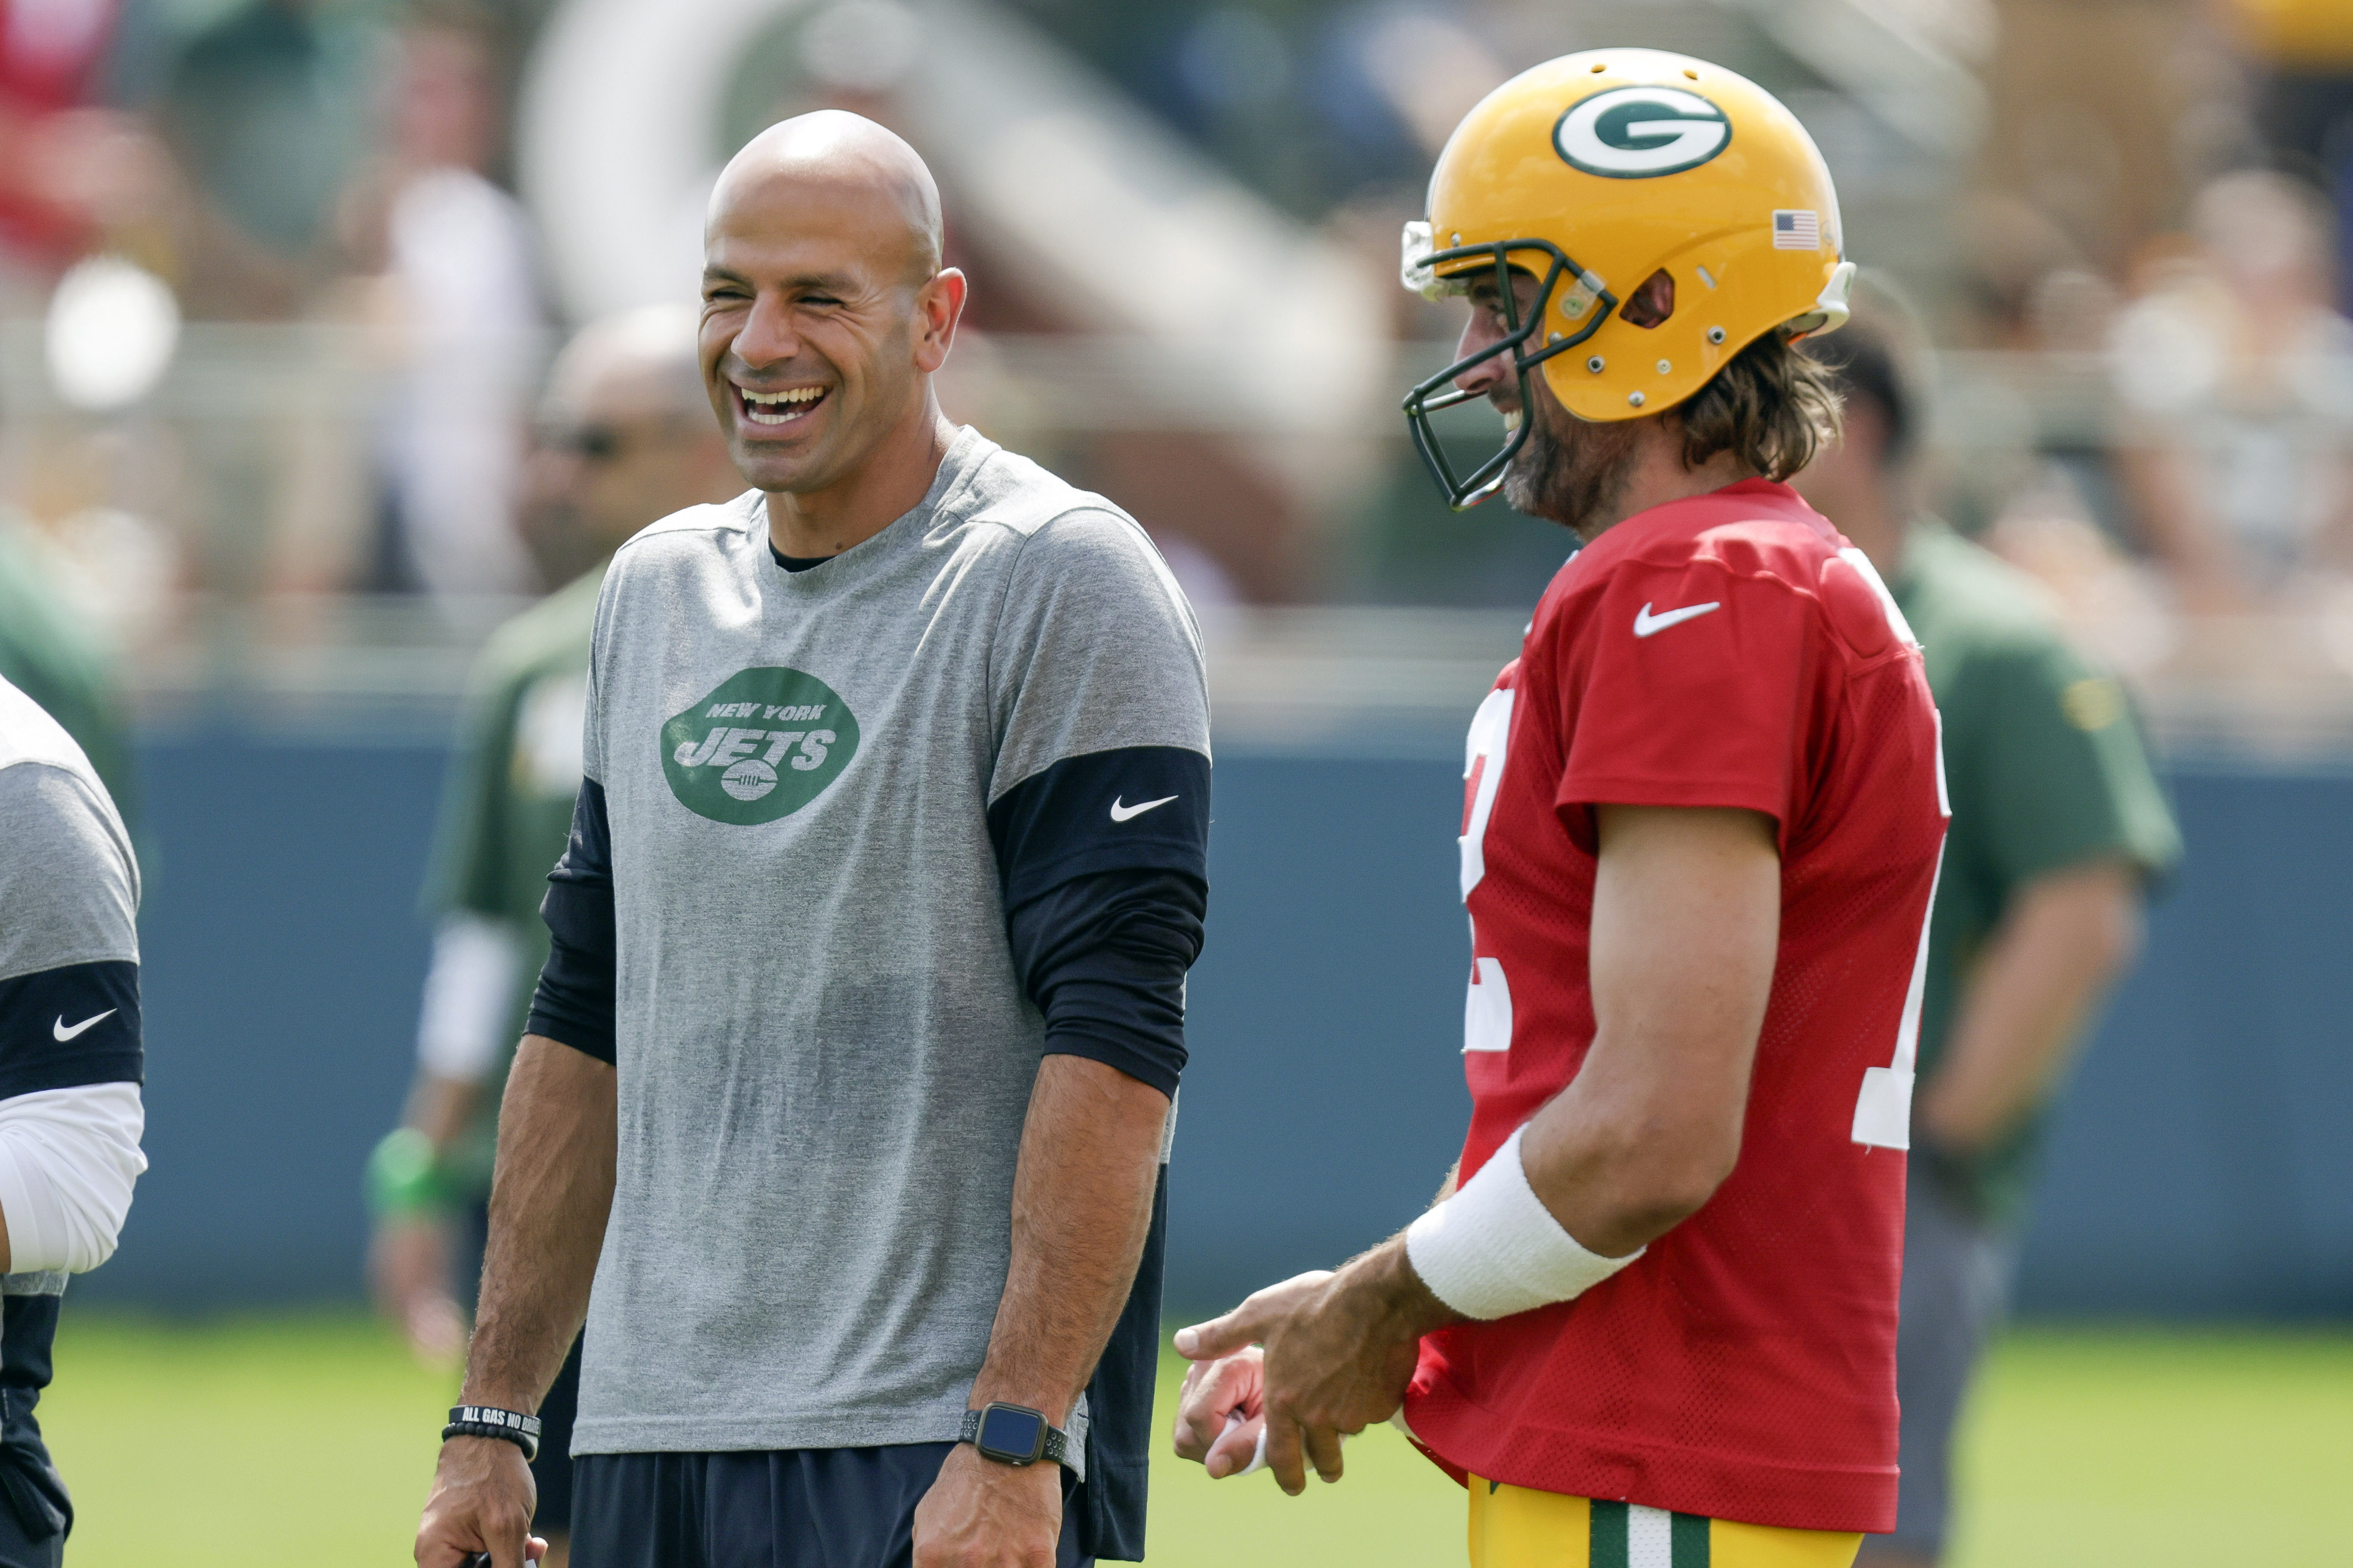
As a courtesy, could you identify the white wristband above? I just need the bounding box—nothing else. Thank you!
[1404,1126,1640,1320]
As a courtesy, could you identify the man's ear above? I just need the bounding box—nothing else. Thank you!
[914,268,968,373]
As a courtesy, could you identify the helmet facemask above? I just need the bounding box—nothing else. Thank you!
[1400,221,1619,511]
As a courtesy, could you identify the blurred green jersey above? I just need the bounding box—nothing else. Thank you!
[419,564,604,1198]
[1892,521,2181,1224]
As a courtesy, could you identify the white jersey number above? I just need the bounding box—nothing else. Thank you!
[1839,548,1950,1150]
[1461,689,1516,1053]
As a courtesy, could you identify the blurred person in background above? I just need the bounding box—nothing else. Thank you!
[0,672,148,1567]
[2109,169,2353,611]
[1794,285,2183,1568]
[155,0,377,317]
[366,303,734,1568]
[342,4,543,599]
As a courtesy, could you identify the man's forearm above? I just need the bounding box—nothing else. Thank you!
[462,1034,618,1411]
[970,1054,1168,1421]
[1919,860,2141,1151]
[405,1071,485,1155]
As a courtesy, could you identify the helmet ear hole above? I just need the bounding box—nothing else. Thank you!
[1619,269,1676,329]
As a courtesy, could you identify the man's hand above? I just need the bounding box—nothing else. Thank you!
[413,1038,611,1566]
[1171,1343,1268,1478]
[1174,1254,1454,1497]
[369,1215,468,1369]
[415,1436,546,1568]
[912,1444,1063,1568]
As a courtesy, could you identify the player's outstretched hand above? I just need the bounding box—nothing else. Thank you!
[1176,1257,1444,1498]
[415,1434,546,1568]
[912,1442,1063,1568]
[1171,1342,1267,1477]
[369,1215,468,1369]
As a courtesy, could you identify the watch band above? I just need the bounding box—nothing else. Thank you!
[443,1403,542,1462]
[960,1405,1072,1468]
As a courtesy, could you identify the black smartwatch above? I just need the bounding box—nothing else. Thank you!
[960,1403,1072,1468]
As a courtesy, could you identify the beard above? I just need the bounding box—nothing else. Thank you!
[1500,390,1644,541]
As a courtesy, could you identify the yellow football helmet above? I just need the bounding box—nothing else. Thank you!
[1402,48,1855,508]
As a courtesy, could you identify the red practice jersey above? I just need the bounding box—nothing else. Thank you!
[1402,479,1948,1533]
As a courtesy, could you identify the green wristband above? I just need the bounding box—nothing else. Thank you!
[365,1128,449,1219]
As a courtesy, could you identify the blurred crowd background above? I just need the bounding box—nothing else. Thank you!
[3,0,2351,1329]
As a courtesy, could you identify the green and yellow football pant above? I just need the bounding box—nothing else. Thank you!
[1468,1476,1863,1568]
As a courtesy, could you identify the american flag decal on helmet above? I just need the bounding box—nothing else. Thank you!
[1772,209,1820,249]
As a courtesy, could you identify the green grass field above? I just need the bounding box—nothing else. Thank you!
[30,1312,2353,1566]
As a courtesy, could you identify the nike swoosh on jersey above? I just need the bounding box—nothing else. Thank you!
[1109,794,1178,823]
[1632,600,1722,637]
[53,1010,116,1043]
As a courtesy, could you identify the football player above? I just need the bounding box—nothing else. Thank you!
[1173,49,1947,1568]
[0,672,148,1567]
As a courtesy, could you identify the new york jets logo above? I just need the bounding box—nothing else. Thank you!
[660,666,860,825]
[1553,85,1731,179]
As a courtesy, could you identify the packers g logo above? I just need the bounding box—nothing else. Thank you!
[1553,86,1731,179]
[660,666,860,825]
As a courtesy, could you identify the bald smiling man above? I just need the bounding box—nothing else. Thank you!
[414,114,1212,1568]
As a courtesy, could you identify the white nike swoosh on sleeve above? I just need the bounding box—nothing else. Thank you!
[1632,601,1722,637]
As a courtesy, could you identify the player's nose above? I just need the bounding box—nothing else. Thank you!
[730,290,803,368]
[1452,313,1510,399]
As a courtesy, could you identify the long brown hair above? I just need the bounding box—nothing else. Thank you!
[1674,329,1844,482]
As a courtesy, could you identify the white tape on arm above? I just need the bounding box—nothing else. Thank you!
[415,915,524,1081]
[1223,1410,1270,1475]
[0,1082,147,1273]
[1403,1125,1640,1320]
[1221,1410,1346,1478]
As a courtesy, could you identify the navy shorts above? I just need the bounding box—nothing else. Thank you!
[571,1444,1093,1568]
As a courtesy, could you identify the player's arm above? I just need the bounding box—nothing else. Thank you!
[916,1049,1171,1566]
[0,763,147,1281]
[1916,859,2140,1155]
[376,656,534,1363]
[966,865,1198,1424]
[1176,802,1779,1495]
[417,781,620,1568]
[370,914,524,1364]
[402,915,529,1150]
[922,508,1211,1562]
[1518,802,1778,1249]
[917,754,1207,1567]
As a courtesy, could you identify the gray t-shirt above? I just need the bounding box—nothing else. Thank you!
[573,428,1210,1456]
[0,679,138,988]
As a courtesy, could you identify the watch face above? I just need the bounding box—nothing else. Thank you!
[978,1404,1047,1462]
